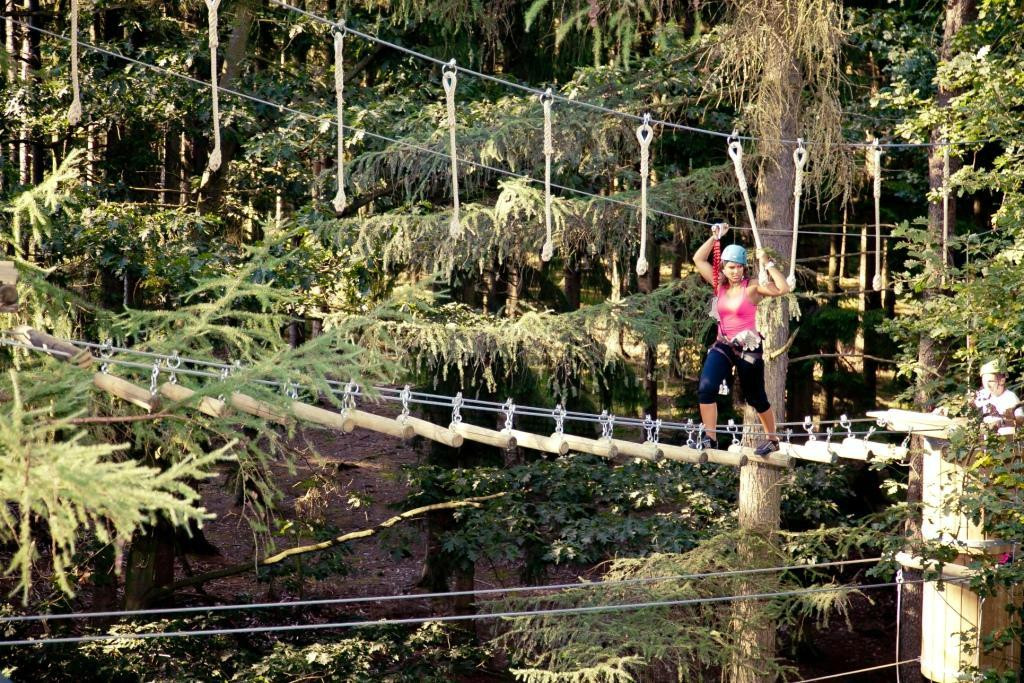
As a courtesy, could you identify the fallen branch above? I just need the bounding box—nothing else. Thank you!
[766,327,799,361]
[148,492,506,600]
[59,412,185,425]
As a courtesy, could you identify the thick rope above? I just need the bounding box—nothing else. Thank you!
[67,0,82,126]
[540,89,554,261]
[787,139,807,290]
[942,139,950,278]
[635,114,653,276]
[442,59,461,239]
[871,138,882,291]
[727,131,767,284]
[204,0,223,172]
[332,24,347,213]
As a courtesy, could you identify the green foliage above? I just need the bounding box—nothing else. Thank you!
[0,619,491,683]
[493,531,864,683]
[0,371,222,602]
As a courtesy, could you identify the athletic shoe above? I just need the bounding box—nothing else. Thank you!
[754,440,780,456]
[698,437,718,451]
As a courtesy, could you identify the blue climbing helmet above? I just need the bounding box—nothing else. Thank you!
[720,244,747,265]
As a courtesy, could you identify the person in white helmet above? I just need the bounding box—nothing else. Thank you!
[692,223,790,454]
[975,360,1024,431]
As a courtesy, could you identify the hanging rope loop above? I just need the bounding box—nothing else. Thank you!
[726,130,766,284]
[331,22,347,213]
[442,59,461,239]
[870,138,883,291]
[204,0,223,172]
[787,137,808,289]
[68,0,83,125]
[540,87,555,262]
[634,112,654,277]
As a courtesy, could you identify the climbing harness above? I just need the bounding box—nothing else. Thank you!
[635,113,654,277]
[726,131,767,285]
[442,59,461,239]
[540,88,555,262]
[788,139,808,290]
[870,138,882,291]
[68,0,82,126]
[332,22,347,213]
[204,0,223,172]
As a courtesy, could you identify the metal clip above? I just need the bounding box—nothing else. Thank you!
[684,419,695,448]
[784,428,793,444]
[451,391,463,425]
[166,350,180,385]
[718,379,730,396]
[149,362,160,396]
[400,384,412,419]
[342,380,357,411]
[284,381,299,400]
[696,424,706,449]
[99,338,113,374]
[901,428,913,450]
[643,414,655,443]
[599,410,614,440]
[804,416,817,441]
[553,404,566,435]
[726,419,740,446]
[653,418,662,445]
[840,414,853,439]
[503,398,516,432]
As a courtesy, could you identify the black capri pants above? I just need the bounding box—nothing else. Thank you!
[697,341,771,413]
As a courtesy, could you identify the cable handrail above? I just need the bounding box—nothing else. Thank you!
[266,0,993,151]
[2,336,907,438]
[0,576,952,647]
[0,556,881,624]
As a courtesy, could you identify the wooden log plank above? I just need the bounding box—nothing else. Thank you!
[346,408,414,439]
[11,326,92,368]
[400,415,463,448]
[292,401,355,433]
[504,429,568,456]
[159,382,227,418]
[93,373,159,412]
[558,433,618,459]
[451,422,516,449]
[659,443,709,464]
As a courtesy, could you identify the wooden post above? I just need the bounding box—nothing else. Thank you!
[871,409,1020,682]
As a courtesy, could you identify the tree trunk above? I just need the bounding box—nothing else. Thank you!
[563,257,581,311]
[124,517,175,609]
[902,2,975,681]
[730,53,799,683]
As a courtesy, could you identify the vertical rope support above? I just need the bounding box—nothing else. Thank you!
[634,113,653,277]
[942,139,950,276]
[871,138,883,291]
[540,88,554,262]
[727,131,767,284]
[68,0,82,126]
[332,23,347,213]
[787,139,808,290]
[442,59,461,239]
[204,0,223,172]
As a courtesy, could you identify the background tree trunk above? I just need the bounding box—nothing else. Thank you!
[903,2,975,681]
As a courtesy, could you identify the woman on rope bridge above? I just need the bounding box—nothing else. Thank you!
[692,223,790,455]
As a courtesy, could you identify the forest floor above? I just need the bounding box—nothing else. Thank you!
[181,408,904,682]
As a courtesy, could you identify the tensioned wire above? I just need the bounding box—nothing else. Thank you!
[21,19,905,241]
[791,658,921,683]
[265,0,989,151]
[3,336,906,437]
[0,576,961,647]
[0,556,881,624]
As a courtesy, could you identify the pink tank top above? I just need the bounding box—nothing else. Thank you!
[716,281,758,339]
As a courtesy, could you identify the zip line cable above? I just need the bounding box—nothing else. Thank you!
[0,577,957,647]
[0,336,900,437]
[0,557,881,625]
[791,658,921,683]
[20,19,910,241]
[265,0,991,151]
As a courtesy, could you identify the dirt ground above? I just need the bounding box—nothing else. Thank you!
[183,414,903,682]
